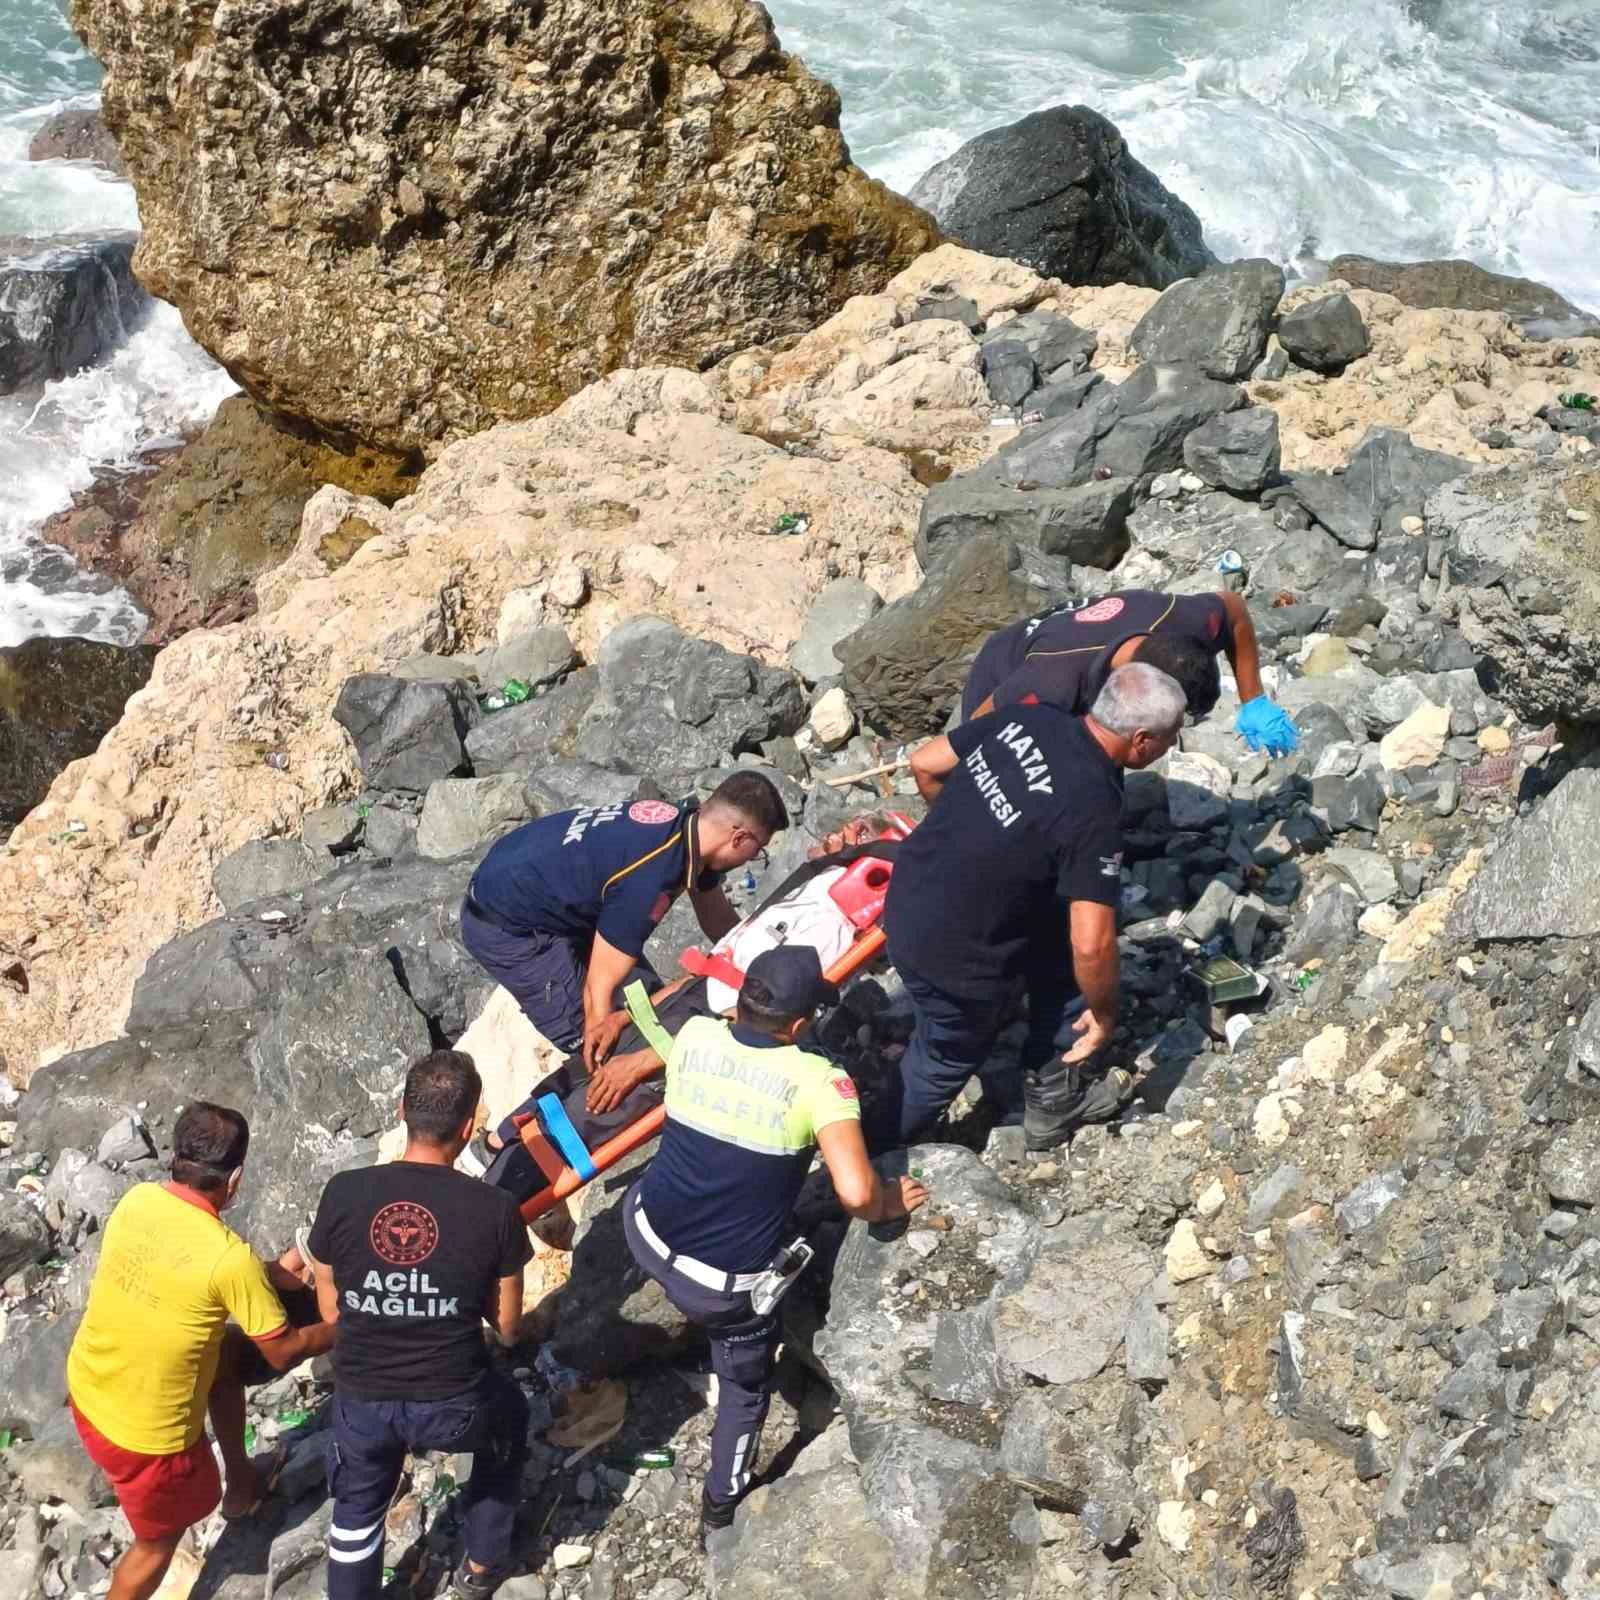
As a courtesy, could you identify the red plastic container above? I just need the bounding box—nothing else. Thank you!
[827,855,896,930]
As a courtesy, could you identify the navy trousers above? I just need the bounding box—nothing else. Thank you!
[622,1190,777,1508]
[460,901,658,1054]
[325,1374,529,1600]
[877,951,1083,1146]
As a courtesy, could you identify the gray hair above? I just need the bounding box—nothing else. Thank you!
[1091,662,1187,739]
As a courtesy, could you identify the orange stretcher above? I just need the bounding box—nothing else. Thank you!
[518,923,888,1223]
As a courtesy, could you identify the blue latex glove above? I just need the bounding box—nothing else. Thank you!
[1236,696,1299,757]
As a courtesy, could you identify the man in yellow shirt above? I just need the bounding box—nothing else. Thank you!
[68,1102,335,1600]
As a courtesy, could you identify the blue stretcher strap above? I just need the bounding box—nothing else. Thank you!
[537,1094,597,1182]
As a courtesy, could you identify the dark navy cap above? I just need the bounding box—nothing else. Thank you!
[743,945,840,1017]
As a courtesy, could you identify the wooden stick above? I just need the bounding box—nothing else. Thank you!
[822,755,912,789]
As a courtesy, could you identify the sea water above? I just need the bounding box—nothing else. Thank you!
[1,0,1597,645]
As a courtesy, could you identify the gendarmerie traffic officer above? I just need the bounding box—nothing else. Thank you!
[879,662,1187,1153]
[460,773,787,1072]
[963,587,1299,757]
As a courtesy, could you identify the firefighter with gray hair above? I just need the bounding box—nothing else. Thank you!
[875,662,1188,1152]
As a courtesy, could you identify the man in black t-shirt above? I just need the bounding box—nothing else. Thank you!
[310,1051,531,1600]
[962,588,1299,758]
[881,663,1187,1152]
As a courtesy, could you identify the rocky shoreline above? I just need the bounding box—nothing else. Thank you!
[6,4,1600,1599]
[4,233,1600,1597]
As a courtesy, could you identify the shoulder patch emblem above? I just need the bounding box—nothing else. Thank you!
[629,799,679,825]
[1074,596,1125,624]
[833,1078,858,1100]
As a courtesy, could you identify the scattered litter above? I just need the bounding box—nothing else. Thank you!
[536,1344,586,1393]
[481,678,532,712]
[1216,548,1245,575]
[547,1379,627,1455]
[1241,1487,1306,1595]
[264,752,289,771]
[259,911,289,924]
[768,512,811,536]
[1558,391,1597,411]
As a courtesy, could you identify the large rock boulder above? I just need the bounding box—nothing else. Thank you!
[790,578,883,684]
[0,234,146,394]
[14,854,479,1245]
[27,108,124,173]
[917,364,1246,585]
[805,1146,1162,1594]
[73,0,939,451]
[333,675,478,794]
[0,637,156,828]
[709,1462,920,1600]
[1127,259,1286,382]
[573,618,806,792]
[1290,428,1471,551]
[1278,292,1371,375]
[909,105,1213,290]
[1447,462,1600,725]
[1455,770,1600,941]
[1328,254,1600,338]
[836,536,1050,737]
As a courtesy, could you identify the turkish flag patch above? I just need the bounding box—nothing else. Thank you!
[833,1078,858,1100]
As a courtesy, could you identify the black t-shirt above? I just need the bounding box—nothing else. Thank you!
[885,706,1125,996]
[964,590,1233,718]
[308,1163,532,1401]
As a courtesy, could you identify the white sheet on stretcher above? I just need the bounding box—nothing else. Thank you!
[705,865,857,1011]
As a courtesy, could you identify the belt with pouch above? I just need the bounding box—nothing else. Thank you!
[631,1195,764,1295]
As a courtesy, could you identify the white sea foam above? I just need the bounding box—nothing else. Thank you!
[1,0,1597,648]
[768,0,1600,308]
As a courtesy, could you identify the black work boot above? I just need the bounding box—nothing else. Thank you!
[698,1488,739,1552]
[1023,1061,1133,1151]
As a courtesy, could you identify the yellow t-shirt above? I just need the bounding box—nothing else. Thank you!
[67,1183,287,1454]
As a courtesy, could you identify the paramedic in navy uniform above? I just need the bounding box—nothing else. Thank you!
[962,586,1298,758]
[460,772,788,1070]
[881,662,1188,1153]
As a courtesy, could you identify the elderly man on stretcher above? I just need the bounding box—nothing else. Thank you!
[464,814,911,1216]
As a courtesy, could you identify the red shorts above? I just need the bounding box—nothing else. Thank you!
[70,1400,221,1541]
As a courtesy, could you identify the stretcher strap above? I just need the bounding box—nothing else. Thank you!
[623,981,676,1062]
[678,947,747,993]
[537,1094,597,1181]
[519,1122,569,1185]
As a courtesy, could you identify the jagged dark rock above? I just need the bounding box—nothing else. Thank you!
[0,234,145,394]
[908,105,1214,290]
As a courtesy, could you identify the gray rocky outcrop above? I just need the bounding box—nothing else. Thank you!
[0,234,146,394]
[0,636,155,828]
[1182,406,1281,495]
[1278,292,1371,374]
[1448,460,1600,724]
[1329,254,1600,338]
[1290,428,1471,551]
[908,105,1214,290]
[415,775,537,861]
[790,578,883,685]
[837,536,1049,737]
[332,675,478,794]
[72,0,939,451]
[27,108,124,173]
[1456,769,1600,940]
[917,364,1246,586]
[1127,259,1286,382]
[573,619,806,793]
